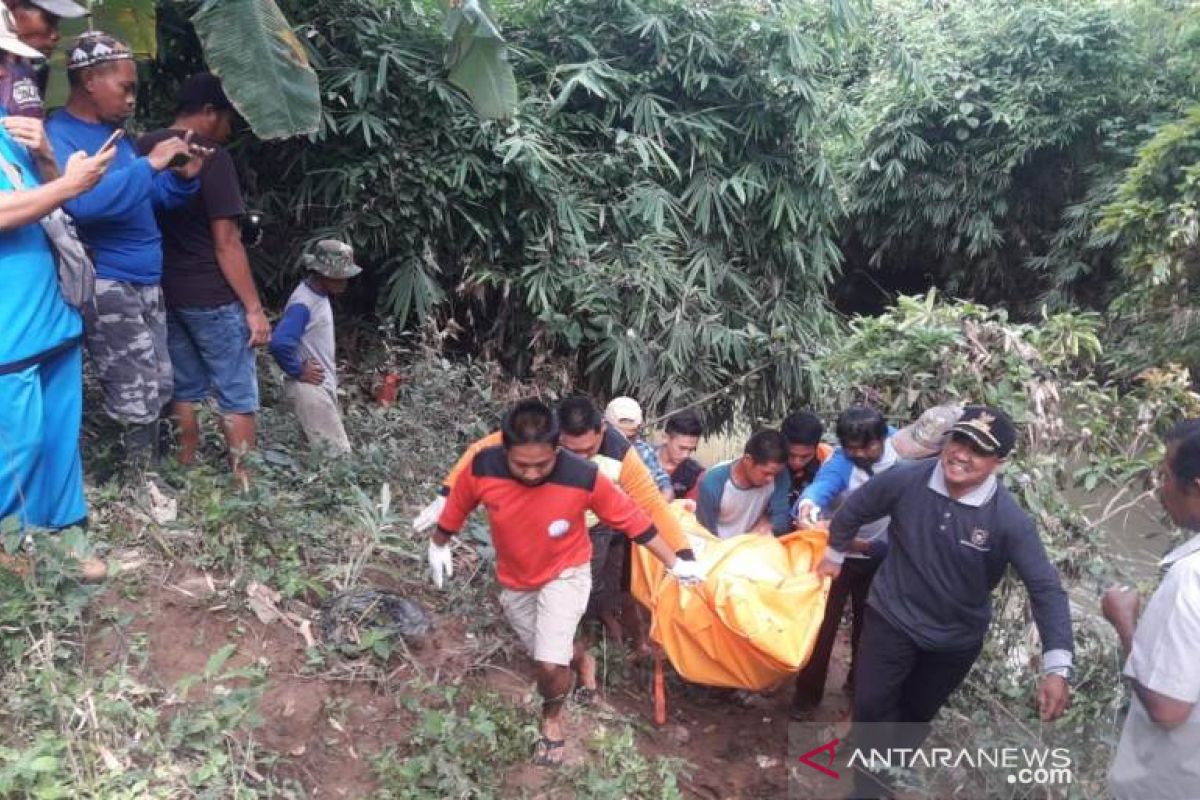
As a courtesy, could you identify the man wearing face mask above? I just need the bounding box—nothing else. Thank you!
[45,32,208,467]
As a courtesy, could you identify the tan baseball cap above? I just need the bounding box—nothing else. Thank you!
[604,396,643,428]
[892,404,963,459]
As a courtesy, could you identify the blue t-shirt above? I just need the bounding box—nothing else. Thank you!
[0,119,81,367]
[45,109,197,284]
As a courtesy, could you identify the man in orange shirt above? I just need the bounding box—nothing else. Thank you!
[418,407,693,556]
[428,399,704,766]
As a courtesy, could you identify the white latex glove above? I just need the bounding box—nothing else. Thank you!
[795,500,821,527]
[412,496,447,532]
[428,540,454,588]
[669,557,707,586]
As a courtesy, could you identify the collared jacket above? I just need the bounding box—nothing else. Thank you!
[826,459,1074,663]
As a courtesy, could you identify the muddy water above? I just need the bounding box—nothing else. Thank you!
[1063,480,1168,585]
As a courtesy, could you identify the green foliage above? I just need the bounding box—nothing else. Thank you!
[838,0,1196,311]
[1098,106,1200,292]
[443,0,519,119]
[557,725,686,799]
[228,0,849,425]
[372,686,531,799]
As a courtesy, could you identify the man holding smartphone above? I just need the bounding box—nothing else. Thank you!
[46,31,209,469]
[139,74,266,485]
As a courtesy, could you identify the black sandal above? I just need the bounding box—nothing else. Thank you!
[532,736,566,767]
[572,685,597,706]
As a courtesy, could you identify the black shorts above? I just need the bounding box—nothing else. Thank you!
[586,527,626,619]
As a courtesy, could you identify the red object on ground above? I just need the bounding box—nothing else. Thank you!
[374,373,400,406]
[654,648,667,726]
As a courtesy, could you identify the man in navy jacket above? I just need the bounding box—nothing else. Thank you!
[817,405,1073,798]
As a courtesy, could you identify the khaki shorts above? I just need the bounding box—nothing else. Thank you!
[284,380,351,454]
[499,563,591,665]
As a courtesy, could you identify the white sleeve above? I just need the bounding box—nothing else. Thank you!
[1125,563,1200,703]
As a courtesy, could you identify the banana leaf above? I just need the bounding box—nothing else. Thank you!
[443,0,518,120]
[190,0,320,140]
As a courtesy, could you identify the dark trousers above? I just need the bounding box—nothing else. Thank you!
[793,555,880,708]
[585,527,625,620]
[849,606,983,799]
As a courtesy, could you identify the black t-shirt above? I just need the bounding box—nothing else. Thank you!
[669,458,704,498]
[788,458,822,508]
[137,128,245,309]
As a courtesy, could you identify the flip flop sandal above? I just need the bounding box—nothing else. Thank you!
[572,685,597,706]
[532,736,566,768]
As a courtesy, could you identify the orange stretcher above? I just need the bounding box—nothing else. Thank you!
[630,506,830,693]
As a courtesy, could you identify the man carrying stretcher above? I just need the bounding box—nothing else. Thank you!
[423,399,704,767]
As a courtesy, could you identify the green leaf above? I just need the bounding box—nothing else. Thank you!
[191,0,320,140]
[203,643,237,678]
[27,756,59,773]
[443,0,518,119]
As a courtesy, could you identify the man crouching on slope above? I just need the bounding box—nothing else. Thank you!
[426,399,705,767]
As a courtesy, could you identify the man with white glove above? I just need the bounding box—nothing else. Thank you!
[427,538,453,588]
[668,554,706,585]
[412,495,446,533]
[428,398,694,767]
[795,499,822,527]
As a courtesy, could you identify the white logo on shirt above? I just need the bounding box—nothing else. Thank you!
[547,519,570,538]
[12,80,39,106]
[959,528,992,552]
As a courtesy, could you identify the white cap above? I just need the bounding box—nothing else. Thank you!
[0,9,45,60]
[604,396,643,428]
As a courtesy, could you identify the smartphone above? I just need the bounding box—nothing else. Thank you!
[98,128,125,154]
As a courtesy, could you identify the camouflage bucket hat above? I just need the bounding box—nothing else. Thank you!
[302,240,362,279]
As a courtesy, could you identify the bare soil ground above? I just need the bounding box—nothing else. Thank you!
[84,563,854,799]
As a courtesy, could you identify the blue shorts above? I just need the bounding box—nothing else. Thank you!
[167,302,259,414]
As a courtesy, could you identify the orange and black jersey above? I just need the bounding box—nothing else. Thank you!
[437,446,656,591]
[440,428,690,555]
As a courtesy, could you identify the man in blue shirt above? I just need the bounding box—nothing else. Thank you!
[604,396,673,499]
[45,32,206,466]
[793,406,897,717]
[0,107,112,531]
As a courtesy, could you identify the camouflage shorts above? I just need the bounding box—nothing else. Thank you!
[83,279,172,425]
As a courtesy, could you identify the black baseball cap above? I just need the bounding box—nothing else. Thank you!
[176,73,234,112]
[949,405,1017,457]
[27,0,87,18]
